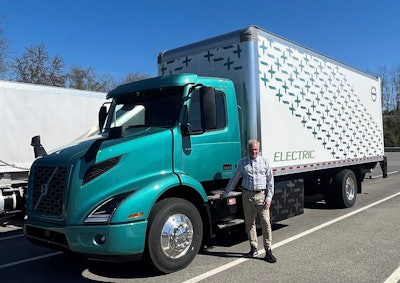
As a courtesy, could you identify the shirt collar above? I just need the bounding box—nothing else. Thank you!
[249,155,259,162]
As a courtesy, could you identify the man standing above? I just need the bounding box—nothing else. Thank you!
[220,139,276,263]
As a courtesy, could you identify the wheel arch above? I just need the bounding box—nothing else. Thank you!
[155,184,212,241]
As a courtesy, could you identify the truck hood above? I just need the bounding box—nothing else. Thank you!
[28,126,175,224]
[33,127,169,166]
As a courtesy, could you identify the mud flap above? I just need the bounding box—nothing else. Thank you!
[380,156,388,178]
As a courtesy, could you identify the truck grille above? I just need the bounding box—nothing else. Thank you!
[25,225,68,249]
[29,166,67,216]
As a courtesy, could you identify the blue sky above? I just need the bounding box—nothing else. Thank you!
[2,0,399,79]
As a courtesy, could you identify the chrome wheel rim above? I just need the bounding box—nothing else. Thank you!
[160,213,193,259]
[345,177,356,201]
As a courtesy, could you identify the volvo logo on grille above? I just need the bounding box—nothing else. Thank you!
[34,167,59,211]
[41,183,48,195]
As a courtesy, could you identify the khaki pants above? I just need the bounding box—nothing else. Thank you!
[242,189,272,251]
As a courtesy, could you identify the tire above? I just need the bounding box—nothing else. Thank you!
[144,198,203,274]
[333,169,357,208]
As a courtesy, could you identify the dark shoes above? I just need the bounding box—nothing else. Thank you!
[246,246,259,257]
[246,247,276,263]
[264,249,277,263]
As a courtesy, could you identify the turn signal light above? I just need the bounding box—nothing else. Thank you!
[128,212,144,219]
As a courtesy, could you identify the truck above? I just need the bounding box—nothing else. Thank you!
[0,80,106,217]
[24,25,387,273]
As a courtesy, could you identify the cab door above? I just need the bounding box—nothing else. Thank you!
[180,87,240,182]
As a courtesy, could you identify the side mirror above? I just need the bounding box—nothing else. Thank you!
[31,135,47,158]
[180,124,190,136]
[98,105,108,132]
[200,87,217,130]
[109,126,125,139]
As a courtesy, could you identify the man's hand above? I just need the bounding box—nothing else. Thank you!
[264,200,271,209]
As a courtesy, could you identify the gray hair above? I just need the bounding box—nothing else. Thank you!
[248,139,260,147]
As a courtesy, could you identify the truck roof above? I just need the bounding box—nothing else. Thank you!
[159,25,379,80]
[107,73,200,99]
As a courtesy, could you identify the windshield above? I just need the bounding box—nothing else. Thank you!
[105,86,184,129]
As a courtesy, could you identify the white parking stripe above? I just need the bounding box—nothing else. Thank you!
[0,252,62,269]
[368,170,398,179]
[384,266,400,283]
[0,234,23,241]
[183,191,400,283]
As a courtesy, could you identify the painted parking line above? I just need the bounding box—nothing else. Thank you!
[183,191,400,283]
[0,234,24,241]
[0,251,63,269]
[368,170,399,179]
[384,265,400,283]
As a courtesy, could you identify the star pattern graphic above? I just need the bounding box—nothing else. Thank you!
[159,31,383,160]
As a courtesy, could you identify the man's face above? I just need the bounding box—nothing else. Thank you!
[248,143,259,160]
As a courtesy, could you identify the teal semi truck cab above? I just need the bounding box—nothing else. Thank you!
[25,73,263,273]
[25,26,386,273]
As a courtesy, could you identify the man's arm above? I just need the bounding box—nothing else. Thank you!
[220,161,242,199]
[264,159,274,208]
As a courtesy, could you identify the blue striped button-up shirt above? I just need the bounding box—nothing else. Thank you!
[224,155,274,202]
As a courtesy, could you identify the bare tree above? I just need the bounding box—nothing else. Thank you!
[67,66,94,90]
[0,18,11,78]
[68,68,149,92]
[392,66,400,111]
[67,66,115,92]
[378,66,396,113]
[10,43,66,86]
[118,72,150,85]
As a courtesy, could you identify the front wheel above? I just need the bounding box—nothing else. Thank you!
[144,198,203,274]
[333,169,357,208]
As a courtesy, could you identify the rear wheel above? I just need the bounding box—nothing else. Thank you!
[144,198,203,274]
[333,169,357,208]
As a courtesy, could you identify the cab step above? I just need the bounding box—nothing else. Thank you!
[207,190,242,200]
[217,218,244,229]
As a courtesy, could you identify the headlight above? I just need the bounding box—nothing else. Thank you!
[82,156,121,185]
[84,192,131,224]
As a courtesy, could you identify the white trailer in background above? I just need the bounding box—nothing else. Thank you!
[0,80,106,216]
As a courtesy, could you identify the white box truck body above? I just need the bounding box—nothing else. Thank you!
[158,26,384,175]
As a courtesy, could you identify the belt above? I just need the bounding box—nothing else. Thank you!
[241,187,264,193]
